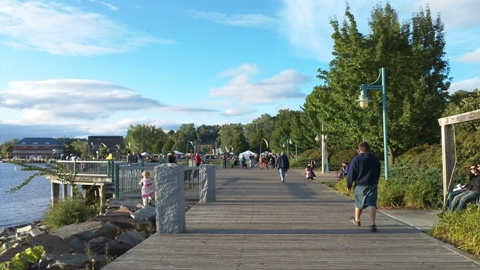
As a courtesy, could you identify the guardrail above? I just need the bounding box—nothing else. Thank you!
[56,160,199,197]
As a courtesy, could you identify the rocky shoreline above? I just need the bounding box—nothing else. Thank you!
[0,198,197,269]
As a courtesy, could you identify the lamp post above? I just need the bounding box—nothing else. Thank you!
[357,67,389,180]
[282,139,289,158]
[315,123,329,174]
[283,138,297,161]
[186,141,194,155]
[289,139,298,161]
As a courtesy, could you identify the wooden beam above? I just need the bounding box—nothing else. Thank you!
[440,125,453,203]
[438,109,480,126]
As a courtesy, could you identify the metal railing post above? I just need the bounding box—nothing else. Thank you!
[115,163,120,198]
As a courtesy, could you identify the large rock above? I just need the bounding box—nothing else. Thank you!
[87,236,134,257]
[51,221,117,242]
[51,221,117,253]
[38,253,93,270]
[116,230,146,247]
[88,214,155,236]
[28,233,72,255]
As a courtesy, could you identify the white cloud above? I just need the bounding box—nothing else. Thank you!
[277,0,342,62]
[0,79,161,123]
[450,77,480,92]
[208,64,309,105]
[190,11,276,28]
[0,0,168,55]
[411,0,480,30]
[457,48,480,63]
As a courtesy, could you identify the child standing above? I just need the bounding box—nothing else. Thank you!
[139,170,154,206]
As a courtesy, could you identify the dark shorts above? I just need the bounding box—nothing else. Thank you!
[354,185,378,209]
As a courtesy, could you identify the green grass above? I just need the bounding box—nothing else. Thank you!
[429,205,480,256]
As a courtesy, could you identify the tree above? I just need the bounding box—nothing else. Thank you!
[125,124,167,154]
[443,89,480,132]
[271,110,303,155]
[196,124,220,144]
[174,124,196,153]
[244,114,276,151]
[232,132,249,155]
[162,138,175,154]
[218,124,244,153]
[1,139,17,158]
[70,140,88,158]
[302,3,450,165]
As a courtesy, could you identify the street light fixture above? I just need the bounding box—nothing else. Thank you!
[186,141,194,155]
[357,67,389,180]
[282,139,289,158]
[314,123,329,174]
[289,139,298,161]
[283,138,297,161]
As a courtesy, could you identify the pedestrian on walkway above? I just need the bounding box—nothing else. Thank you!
[194,153,202,167]
[347,141,381,232]
[275,151,290,183]
[139,170,155,207]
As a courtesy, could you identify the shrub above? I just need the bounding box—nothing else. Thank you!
[330,149,357,171]
[377,179,405,208]
[42,197,97,231]
[0,246,45,270]
[429,205,480,256]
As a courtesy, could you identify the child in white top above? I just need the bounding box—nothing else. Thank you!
[139,170,154,206]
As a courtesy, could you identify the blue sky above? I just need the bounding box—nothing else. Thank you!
[0,0,479,143]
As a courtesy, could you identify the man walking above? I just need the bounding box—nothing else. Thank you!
[347,141,381,232]
[275,152,290,183]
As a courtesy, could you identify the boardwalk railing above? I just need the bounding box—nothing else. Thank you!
[56,160,199,197]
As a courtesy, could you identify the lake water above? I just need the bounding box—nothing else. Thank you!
[0,162,51,229]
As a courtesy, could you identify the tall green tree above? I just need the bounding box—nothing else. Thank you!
[125,124,166,154]
[217,124,244,152]
[174,123,196,152]
[303,3,450,164]
[70,140,88,158]
[1,139,17,158]
[244,114,276,152]
[271,110,303,155]
[232,132,249,155]
[196,124,220,144]
[443,89,480,132]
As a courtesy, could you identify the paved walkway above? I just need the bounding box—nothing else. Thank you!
[104,166,480,269]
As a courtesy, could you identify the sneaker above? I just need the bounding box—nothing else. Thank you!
[370,224,377,232]
[350,217,360,227]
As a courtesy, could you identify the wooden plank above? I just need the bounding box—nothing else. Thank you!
[438,109,480,126]
[104,168,480,269]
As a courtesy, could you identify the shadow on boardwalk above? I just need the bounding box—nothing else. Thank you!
[104,167,480,269]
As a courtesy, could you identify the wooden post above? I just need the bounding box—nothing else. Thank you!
[440,124,453,203]
[51,181,60,205]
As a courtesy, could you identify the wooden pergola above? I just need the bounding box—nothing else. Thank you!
[438,109,480,201]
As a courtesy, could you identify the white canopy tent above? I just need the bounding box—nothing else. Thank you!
[239,150,257,159]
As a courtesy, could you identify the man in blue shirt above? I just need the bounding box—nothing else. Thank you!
[347,141,381,232]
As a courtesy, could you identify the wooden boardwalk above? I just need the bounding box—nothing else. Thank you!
[104,167,480,269]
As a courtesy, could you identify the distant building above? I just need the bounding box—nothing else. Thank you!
[88,136,123,157]
[12,138,64,159]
